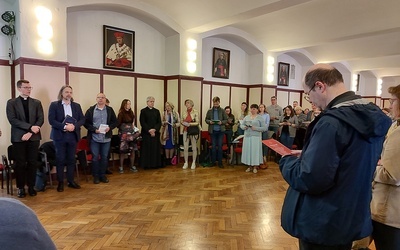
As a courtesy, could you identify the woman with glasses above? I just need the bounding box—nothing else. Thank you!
[370,84,400,249]
[278,105,298,149]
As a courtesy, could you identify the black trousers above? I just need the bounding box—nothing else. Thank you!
[299,239,351,250]
[12,140,40,189]
[372,220,400,250]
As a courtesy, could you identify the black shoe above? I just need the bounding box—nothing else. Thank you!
[99,177,109,183]
[218,162,224,168]
[57,183,64,192]
[93,177,100,184]
[68,182,81,189]
[17,188,26,198]
[106,169,113,175]
[28,187,37,196]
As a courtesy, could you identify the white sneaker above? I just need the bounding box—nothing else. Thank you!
[245,167,252,172]
[130,166,138,172]
[119,167,124,174]
[191,163,196,169]
[253,168,258,174]
[182,163,188,169]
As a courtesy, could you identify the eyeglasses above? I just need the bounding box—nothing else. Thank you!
[389,98,398,104]
[303,83,317,103]
[20,87,33,90]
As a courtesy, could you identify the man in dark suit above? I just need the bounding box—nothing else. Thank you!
[6,79,44,198]
[139,96,162,169]
[48,85,85,192]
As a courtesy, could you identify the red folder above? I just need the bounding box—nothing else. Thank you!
[262,139,292,156]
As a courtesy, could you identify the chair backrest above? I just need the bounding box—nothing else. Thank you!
[76,138,90,152]
[2,155,10,169]
[7,145,15,161]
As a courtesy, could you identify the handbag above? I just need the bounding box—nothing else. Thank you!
[171,155,177,165]
[187,125,199,136]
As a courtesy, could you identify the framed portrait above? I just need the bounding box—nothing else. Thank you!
[277,62,290,86]
[212,47,230,79]
[103,25,135,71]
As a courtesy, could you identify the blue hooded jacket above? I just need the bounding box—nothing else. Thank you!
[279,91,392,246]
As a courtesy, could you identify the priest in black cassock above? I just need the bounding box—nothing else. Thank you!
[139,96,162,169]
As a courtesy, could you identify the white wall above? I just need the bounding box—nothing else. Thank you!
[202,37,249,84]
[67,10,166,75]
[276,54,303,90]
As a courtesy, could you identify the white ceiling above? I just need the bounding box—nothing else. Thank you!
[69,0,400,81]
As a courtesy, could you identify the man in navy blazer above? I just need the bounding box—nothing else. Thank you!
[6,79,44,198]
[48,85,85,192]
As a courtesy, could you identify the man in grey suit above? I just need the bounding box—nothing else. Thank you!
[6,79,44,198]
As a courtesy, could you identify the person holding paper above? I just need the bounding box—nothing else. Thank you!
[266,96,283,136]
[205,96,228,168]
[181,99,200,169]
[278,105,298,149]
[258,104,270,164]
[117,99,138,173]
[49,85,85,192]
[161,101,180,166]
[84,93,117,184]
[240,104,267,174]
[6,79,44,198]
[279,64,392,249]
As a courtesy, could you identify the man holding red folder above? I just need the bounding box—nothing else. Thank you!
[279,64,391,249]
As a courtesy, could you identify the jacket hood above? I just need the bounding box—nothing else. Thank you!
[324,99,392,140]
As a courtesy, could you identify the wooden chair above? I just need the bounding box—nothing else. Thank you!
[1,155,13,195]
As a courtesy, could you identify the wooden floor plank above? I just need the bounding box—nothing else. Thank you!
[1,162,375,249]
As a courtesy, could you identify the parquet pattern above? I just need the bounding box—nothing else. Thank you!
[1,162,325,249]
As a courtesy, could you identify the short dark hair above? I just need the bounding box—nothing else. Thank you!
[250,104,259,109]
[17,79,29,88]
[304,67,343,89]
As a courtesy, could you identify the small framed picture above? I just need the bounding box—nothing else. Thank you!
[103,25,135,71]
[212,47,230,79]
[277,62,290,86]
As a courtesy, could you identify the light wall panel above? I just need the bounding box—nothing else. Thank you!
[262,87,276,105]
[25,64,66,142]
[212,85,230,108]
[136,78,164,130]
[249,87,261,106]
[181,80,202,131]
[201,84,211,130]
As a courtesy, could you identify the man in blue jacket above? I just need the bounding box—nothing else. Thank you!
[279,64,391,249]
[48,85,85,192]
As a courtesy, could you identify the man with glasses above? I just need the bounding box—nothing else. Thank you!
[84,93,117,184]
[279,64,392,249]
[266,96,283,135]
[6,79,44,198]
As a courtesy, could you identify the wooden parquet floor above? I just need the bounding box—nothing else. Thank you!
[0,162,375,250]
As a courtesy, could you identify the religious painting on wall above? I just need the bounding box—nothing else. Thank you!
[277,62,290,86]
[103,25,135,71]
[212,47,230,79]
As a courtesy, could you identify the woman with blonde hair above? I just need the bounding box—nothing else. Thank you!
[181,99,200,170]
[161,101,180,165]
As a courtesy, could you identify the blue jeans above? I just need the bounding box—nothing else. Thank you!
[211,130,224,165]
[90,140,111,178]
[280,131,294,149]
